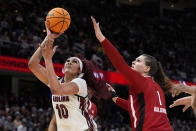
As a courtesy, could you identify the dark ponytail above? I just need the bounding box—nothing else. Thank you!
[153,62,173,94]
[143,54,173,94]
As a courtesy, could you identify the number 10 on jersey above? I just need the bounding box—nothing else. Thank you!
[56,104,68,119]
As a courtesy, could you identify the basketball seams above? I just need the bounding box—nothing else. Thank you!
[53,10,69,17]
[46,8,71,33]
[46,20,50,28]
[49,21,64,28]
[47,17,71,20]
[59,20,65,33]
[58,8,65,33]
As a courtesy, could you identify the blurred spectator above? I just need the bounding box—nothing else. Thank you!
[13,112,21,129]
[17,118,27,131]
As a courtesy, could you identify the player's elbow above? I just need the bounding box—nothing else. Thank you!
[28,59,37,71]
[28,59,34,70]
[50,88,59,94]
[50,86,62,95]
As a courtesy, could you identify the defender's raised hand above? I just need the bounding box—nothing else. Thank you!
[91,16,105,42]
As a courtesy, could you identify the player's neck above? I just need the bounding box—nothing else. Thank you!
[142,73,151,77]
[64,74,77,82]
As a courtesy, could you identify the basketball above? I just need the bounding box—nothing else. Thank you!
[46,8,71,34]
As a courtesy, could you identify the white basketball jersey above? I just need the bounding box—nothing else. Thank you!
[51,77,97,131]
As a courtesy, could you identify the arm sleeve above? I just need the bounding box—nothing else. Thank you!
[71,78,87,97]
[101,38,147,93]
[116,97,129,111]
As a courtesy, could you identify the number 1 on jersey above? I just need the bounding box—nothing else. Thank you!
[157,91,162,106]
[56,104,68,119]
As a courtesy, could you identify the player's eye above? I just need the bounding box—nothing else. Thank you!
[73,60,78,63]
[136,59,140,62]
[66,59,70,63]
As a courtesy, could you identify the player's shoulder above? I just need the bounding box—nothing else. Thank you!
[144,77,160,91]
[72,77,85,81]
[145,77,158,85]
[71,78,86,84]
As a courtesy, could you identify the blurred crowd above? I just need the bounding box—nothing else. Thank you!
[0,0,196,130]
[0,93,52,131]
[0,0,196,83]
[0,92,196,131]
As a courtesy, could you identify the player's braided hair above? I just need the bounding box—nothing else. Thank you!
[76,54,111,99]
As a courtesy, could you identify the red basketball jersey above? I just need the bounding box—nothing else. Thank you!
[101,38,173,131]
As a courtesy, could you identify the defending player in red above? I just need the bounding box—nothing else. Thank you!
[91,16,174,131]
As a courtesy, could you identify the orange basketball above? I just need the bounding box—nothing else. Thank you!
[46,8,71,34]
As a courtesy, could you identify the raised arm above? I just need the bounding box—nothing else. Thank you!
[91,16,146,92]
[28,37,53,85]
[40,40,81,95]
[28,22,61,86]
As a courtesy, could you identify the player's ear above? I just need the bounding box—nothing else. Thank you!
[144,66,150,73]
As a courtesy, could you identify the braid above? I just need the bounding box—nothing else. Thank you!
[76,54,111,99]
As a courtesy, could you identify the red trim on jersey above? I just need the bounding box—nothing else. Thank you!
[78,97,96,131]
[88,101,97,119]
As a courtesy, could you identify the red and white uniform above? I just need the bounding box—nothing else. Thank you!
[87,100,97,119]
[51,77,97,131]
[101,38,173,131]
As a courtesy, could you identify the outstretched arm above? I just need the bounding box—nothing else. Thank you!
[91,16,146,93]
[115,97,129,111]
[106,83,128,111]
[28,37,52,86]
[40,40,80,95]
[28,22,61,86]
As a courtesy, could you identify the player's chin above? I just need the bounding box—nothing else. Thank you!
[131,67,138,72]
[64,69,71,74]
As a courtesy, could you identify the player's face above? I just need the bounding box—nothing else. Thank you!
[131,55,149,75]
[64,57,81,76]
